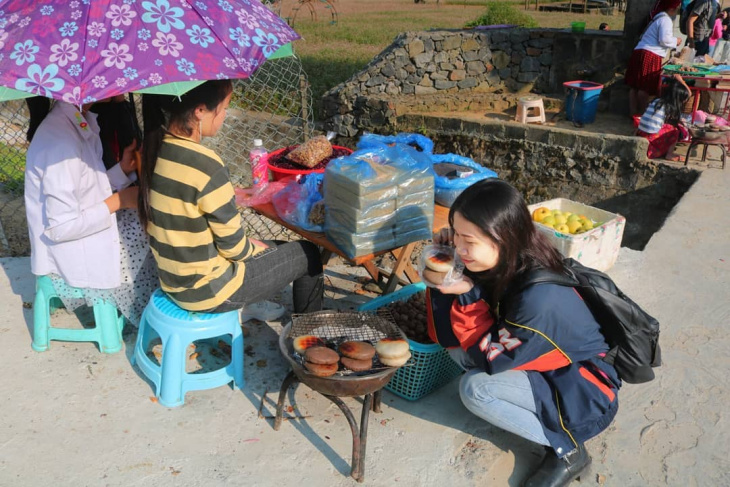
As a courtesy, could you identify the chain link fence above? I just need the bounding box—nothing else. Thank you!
[0,54,314,258]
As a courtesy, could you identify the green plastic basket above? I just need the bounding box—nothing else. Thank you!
[359,283,464,401]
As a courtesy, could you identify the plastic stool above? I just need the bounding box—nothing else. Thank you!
[515,96,546,124]
[132,289,244,407]
[32,275,124,353]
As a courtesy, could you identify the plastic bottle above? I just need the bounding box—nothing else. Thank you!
[249,139,268,189]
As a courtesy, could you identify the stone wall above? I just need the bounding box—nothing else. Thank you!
[322,28,628,136]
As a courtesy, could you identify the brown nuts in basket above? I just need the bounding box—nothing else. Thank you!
[287,136,333,169]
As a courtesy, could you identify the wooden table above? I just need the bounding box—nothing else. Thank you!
[251,202,450,294]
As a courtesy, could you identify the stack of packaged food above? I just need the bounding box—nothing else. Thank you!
[324,144,434,258]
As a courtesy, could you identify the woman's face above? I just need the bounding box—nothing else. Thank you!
[452,211,500,273]
[200,92,232,138]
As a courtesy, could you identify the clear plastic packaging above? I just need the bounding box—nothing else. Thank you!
[417,245,464,288]
[323,144,435,258]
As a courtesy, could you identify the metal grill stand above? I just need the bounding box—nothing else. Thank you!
[273,370,383,483]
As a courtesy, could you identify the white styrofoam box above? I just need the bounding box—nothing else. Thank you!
[527,198,626,271]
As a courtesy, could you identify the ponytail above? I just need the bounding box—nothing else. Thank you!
[26,96,51,143]
[138,94,170,230]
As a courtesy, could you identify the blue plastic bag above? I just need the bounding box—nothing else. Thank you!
[357,132,435,154]
[272,173,325,233]
[431,154,498,207]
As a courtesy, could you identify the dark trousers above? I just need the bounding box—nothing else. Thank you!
[693,37,711,56]
[209,240,323,314]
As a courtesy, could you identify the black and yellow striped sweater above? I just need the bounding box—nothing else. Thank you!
[148,135,259,311]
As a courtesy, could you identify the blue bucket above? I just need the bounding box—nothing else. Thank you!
[563,80,603,124]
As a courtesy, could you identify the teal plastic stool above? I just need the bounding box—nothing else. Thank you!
[132,289,244,408]
[32,275,124,354]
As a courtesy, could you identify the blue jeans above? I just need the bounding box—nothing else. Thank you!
[209,240,323,314]
[449,348,550,447]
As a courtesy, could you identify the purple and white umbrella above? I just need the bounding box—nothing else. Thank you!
[0,0,300,103]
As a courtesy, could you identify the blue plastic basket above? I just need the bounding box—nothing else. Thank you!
[359,283,464,401]
[563,80,603,124]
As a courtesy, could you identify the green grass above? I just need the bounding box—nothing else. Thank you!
[0,142,25,192]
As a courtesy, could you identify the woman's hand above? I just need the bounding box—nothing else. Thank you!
[249,238,268,249]
[676,37,683,46]
[104,186,138,213]
[433,227,454,246]
[119,140,138,176]
[436,275,474,295]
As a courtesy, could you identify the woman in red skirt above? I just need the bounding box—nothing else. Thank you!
[626,0,682,115]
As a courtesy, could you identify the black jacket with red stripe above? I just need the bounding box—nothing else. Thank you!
[427,279,621,456]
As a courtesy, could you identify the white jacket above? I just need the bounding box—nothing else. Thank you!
[24,102,136,289]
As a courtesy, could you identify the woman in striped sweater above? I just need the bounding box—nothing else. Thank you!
[138,80,323,315]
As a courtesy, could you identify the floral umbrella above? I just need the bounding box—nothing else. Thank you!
[0,0,300,103]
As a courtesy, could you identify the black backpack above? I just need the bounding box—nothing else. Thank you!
[516,258,662,384]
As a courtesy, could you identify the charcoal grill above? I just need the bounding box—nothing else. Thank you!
[274,310,407,482]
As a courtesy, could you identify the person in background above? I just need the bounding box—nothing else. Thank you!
[686,0,718,56]
[599,22,610,31]
[92,94,142,171]
[709,10,724,57]
[138,80,324,318]
[635,74,691,160]
[24,97,158,327]
[626,0,683,115]
[427,179,620,487]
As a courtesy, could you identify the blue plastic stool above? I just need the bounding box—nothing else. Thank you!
[132,289,244,408]
[32,275,124,354]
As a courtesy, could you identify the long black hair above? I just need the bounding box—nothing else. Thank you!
[449,179,564,307]
[25,96,51,142]
[655,78,690,127]
[138,80,233,229]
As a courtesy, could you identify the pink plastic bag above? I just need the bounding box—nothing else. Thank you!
[234,180,289,207]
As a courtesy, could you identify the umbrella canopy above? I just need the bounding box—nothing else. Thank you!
[0,0,300,103]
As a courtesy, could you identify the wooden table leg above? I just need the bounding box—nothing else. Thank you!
[361,260,381,284]
[384,242,417,294]
[390,247,421,284]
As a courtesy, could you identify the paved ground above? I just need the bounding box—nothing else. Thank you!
[0,166,728,487]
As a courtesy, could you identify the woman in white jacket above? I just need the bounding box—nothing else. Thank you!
[24,97,158,327]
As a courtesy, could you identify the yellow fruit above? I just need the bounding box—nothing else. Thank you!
[540,215,556,227]
[562,212,573,219]
[532,207,552,222]
[554,223,570,234]
[567,214,581,223]
[580,219,594,231]
[551,209,562,216]
[567,220,583,234]
[553,214,568,225]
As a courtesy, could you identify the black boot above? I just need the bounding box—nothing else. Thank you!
[523,443,591,487]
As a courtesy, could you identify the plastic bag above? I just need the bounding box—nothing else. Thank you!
[431,154,498,207]
[417,245,464,288]
[272,173,325,233]
[234,179,289,207]
[357,132,435,154]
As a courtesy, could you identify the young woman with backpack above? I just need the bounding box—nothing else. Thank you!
[625,0,683,115]
[427,179,621,487]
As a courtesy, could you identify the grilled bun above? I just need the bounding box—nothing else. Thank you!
[425,251,455,273]
[293,335,326,355]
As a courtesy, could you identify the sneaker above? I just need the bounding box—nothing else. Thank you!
[240,300,286,322]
